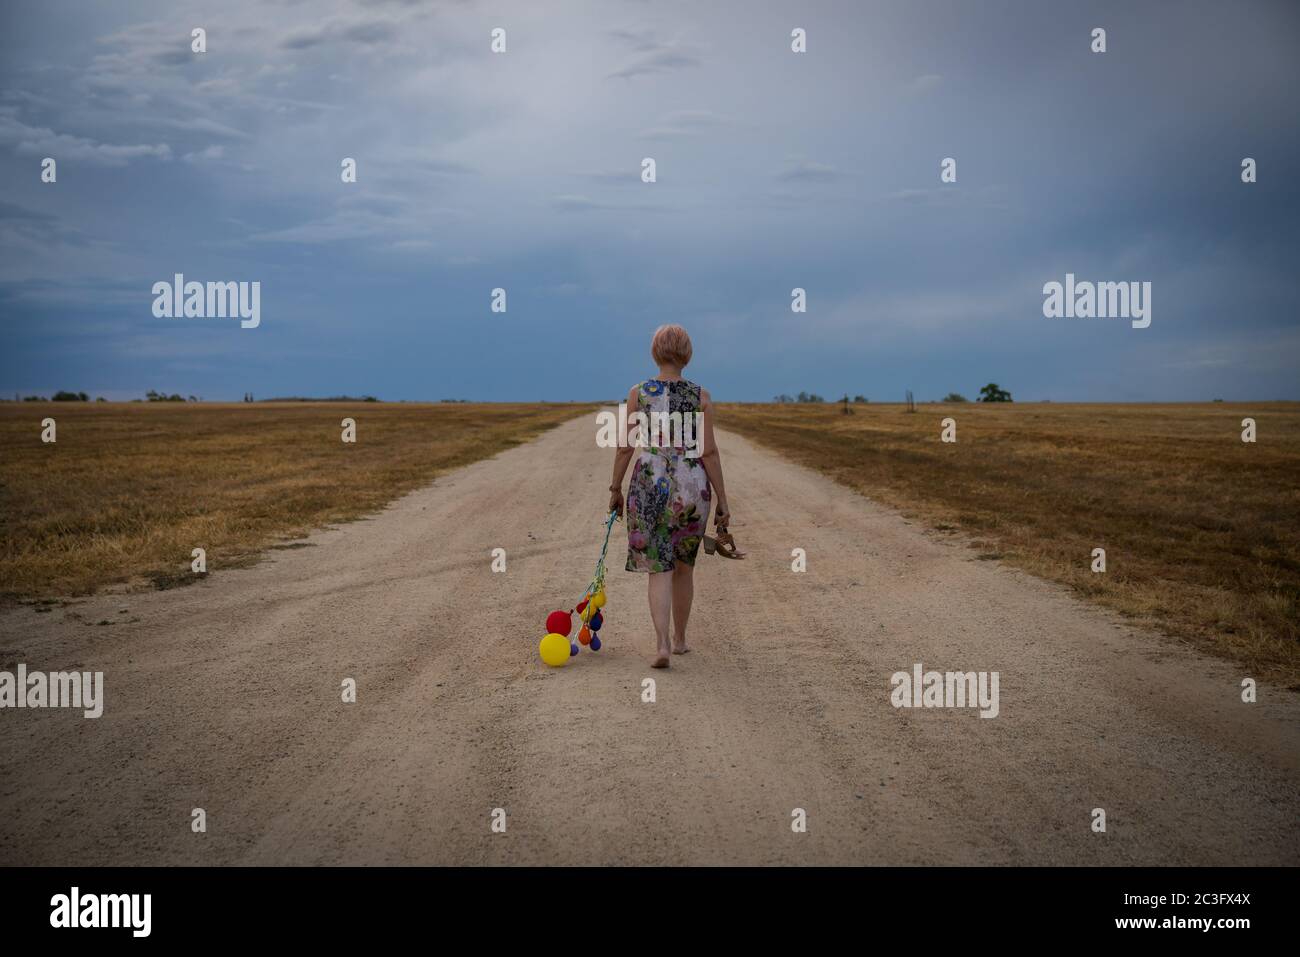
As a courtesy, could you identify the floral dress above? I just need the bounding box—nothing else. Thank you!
[625,379,711,572]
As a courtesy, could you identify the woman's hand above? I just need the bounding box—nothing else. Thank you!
[715,500,731,528]
[609,486,624,518]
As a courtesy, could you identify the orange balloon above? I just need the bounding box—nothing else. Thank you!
[578,625,592,646]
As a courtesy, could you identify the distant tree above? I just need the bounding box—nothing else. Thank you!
[942,392,969,403]
[22,395,47,402]
[52,391,87,401]
[96,396,106,402]
[796,392,825,403]
[853,395,868,403]
[773,394,794,404]
[978,383,1013,402]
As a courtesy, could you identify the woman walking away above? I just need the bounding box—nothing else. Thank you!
[608,324,740,669]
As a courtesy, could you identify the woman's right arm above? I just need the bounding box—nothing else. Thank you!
[697,388,731,526]
[608,386,639,516]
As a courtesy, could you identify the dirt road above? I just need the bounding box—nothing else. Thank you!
[2,413,1297,865]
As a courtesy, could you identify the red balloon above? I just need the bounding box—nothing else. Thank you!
[546,610,572,636]
[576,598,588,613]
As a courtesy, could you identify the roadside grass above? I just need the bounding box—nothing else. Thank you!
[0,402,595,601]
[719,402,1300,688]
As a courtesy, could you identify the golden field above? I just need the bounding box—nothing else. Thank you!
[3,399,1296,688]
[0,402,594,601]
[718,402,1300,688]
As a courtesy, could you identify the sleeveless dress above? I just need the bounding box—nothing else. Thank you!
[625,379,711,572]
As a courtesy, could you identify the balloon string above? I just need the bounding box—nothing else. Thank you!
[577,509,619,609]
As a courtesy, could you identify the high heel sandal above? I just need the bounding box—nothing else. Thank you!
[703,519,746,559]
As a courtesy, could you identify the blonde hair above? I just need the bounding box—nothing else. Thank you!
[650,324,693,367]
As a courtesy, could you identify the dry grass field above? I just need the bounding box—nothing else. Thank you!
[718,402,1300,688]
[3,399,1296,688]
[0,402,594,601]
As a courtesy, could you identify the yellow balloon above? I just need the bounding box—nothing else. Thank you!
[580,603,596,622]
[590,589,606,609]
[539,632,570,667]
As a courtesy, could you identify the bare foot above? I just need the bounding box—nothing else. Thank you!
[652,639,671,668]
[672,637,691,654]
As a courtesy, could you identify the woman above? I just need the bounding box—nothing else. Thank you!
[608,324,736,669]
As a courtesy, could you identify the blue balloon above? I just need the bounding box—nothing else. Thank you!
[590,636,602,651]
[570,643,579,656]
[590,611,603,631]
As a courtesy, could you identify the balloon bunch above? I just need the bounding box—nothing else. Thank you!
[538,510,618,667]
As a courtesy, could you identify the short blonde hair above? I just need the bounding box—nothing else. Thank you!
[651,324,693,367]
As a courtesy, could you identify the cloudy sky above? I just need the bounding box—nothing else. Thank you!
[1,0,1297,402]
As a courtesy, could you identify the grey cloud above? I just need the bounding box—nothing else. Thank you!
[0,114,171,165]
[248,192,466,245]
[151,48,193,67]
[182,144,225,163]
[1,0,1295,402]
[607,28,662,52]
[578,168,643,186]
[638,109,734,138]
[401,157,477,176]
[89,23,203,78]
[281,18,400,49]
[1,89,60,110]
[882,186,1011,210]
[606,30,704,79]
[353,0,456,6]
[550,194,662,213]
[608,48,702,79]
[134,116,253,140]
[0,200,57,224]
[778,160,839,183]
